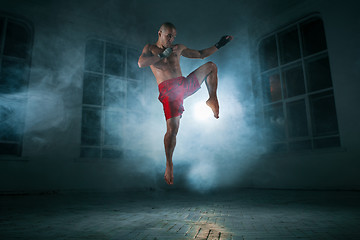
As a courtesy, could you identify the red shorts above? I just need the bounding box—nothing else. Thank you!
[158,72,201,120]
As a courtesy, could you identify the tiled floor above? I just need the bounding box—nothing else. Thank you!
[1,189,360,240]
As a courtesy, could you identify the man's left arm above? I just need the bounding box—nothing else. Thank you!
[181,35,233,59]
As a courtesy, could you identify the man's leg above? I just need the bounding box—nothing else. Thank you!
[164,116,180,185]
[191,61,219,118]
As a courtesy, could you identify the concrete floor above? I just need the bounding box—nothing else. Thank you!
[1,189,360,240]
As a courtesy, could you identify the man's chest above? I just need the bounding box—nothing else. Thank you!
[154,53,180,69]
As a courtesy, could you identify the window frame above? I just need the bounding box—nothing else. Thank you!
[257,14,341,153]
[0,13,33,159]
[80,38,144,161]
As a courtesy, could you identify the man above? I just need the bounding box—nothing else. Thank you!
[138,22,232,185]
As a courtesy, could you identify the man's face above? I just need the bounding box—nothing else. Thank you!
[159,27,176,48]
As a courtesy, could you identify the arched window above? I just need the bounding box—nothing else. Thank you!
[258,15,340,152]
[0,15,33,157]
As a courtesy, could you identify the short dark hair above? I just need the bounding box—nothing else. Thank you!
[160,22,176,32]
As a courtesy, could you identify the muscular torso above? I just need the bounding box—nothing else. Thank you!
[149,44,185,85]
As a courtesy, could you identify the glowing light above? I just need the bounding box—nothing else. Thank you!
[193,101,212,121]
[187,162,217,191]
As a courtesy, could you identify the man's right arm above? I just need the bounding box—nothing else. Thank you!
[138,44,161,68]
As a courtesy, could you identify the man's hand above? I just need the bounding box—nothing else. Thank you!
[215,35,233,49]
[158,47,173,59]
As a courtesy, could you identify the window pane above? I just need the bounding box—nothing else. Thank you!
[104,110,123,146]
[127,48,142,79]
[0,123,21,141]
[264,103,285,141]
[0,106,23,142]
[286,99,308,138]
[262,73,281,103]
[105,43,125,76]
[81,108,101,146]
[301,18,327,56]
[127,80,142,110]
[306,56,332,92]
[82,107,101,128]
[282,65,305,98]
[4,21,30,59]
[84,39,104,73]
[259,36,278,71]
[80,147,101,158]
[82,73,103,105]
[0,97,24,141]
[0,143,20,156]
[104,76,126,108]
[0,60,27,93]
[310,91,339,136]
[314,137,340,149]
[278,27,300,64]
[102,148,123,159]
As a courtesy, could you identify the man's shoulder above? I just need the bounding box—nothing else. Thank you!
[172,44,187,53]
[145,43,161,51]
[173,43,186,48]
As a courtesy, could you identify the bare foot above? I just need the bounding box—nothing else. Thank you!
[206,97,219,119]
[164,162,174,185]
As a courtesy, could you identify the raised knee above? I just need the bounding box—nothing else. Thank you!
[207,61,217,71]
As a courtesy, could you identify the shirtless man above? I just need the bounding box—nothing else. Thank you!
[138,22,232,185]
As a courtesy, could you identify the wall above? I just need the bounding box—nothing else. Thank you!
[245,0,360,189]
[0,0,253,192]
[0,0,359,193]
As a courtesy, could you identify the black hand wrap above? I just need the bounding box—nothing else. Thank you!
[215,35,232,49]
[158,47,172,59]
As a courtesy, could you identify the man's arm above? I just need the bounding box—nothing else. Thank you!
[181,35,233,59]
[138,44,160,68]
[181,45,218,59]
